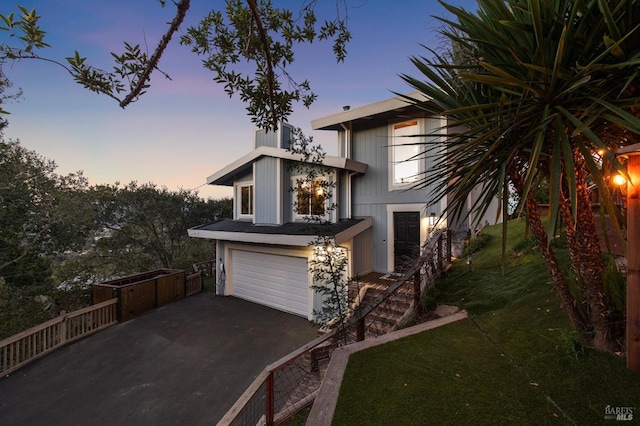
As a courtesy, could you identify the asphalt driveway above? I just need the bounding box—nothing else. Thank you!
[0,293,319,425]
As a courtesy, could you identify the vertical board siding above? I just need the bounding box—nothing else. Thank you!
[351,227,373,276]
[236,171,253,183]
[254,157,279,224]
[353,203,388,271]
[338,170,348,220]
[281,165,293,224]
[348,117,447,272]
[254,128,277,148]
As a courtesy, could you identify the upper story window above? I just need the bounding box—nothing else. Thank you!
[237,183,254,218]
[391,120,421,189]
[296,179,326,216]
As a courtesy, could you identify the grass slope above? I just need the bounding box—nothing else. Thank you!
[332,219,640,425]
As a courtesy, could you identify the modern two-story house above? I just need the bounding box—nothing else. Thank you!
[189,92,497,320]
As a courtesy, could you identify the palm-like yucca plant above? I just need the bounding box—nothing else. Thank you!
[402,0,640,352]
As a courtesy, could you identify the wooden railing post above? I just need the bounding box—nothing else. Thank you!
[356,316,365,342]
[446,229,452,263]
[437,234,443,271]
[414,271,423,317]
[59,311,67,345]
[266,371,275,426]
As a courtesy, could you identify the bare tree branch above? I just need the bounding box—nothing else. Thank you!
[247,0,278,130]
[119,0,191,108]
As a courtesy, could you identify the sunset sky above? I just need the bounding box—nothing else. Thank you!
[2,0,478,199]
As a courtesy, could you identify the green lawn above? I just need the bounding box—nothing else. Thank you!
[331,219,640,425]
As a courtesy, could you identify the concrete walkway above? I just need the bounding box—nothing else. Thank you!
[0,293,318,425]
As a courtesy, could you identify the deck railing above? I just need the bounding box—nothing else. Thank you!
[193,260,216,278]
[186,271,204,297]
[0,298,118,377]
[1,265,206,379]
[219,230,452,426]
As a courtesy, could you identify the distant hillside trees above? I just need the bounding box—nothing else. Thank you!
[0,137,231,338]
[88,182,230,274]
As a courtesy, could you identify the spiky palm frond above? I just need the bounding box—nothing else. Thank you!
[401,0,640,242]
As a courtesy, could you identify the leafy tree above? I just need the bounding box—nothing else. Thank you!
[0,138,96,337]
[288,128,351,341]
[0,1,351,131]
[87,182,230,274]
[0,67,21,129]
[402,0,640,352]
[0,139,93,288]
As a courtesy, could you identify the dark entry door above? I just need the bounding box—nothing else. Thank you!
[393,211,420,272]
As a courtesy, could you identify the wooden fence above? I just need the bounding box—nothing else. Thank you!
[186,272,203,297]
[93,269,202,321]
[0,299,118,377]
[219,230,452,425]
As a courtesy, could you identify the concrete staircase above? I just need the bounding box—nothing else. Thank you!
[348,282,413,341]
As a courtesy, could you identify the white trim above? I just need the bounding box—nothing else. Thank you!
[312,91,429,131]
[339,123,352,159]
[235,181,254,221]
[290,173,334,222]
[206,146,367,186]
[277,124,283,148]
[345,172,352,219]
[388,119,424,192]
[346,124,352,158]
[276,158,283,225]
[187,217,372,247]
[188,228,317,246]
[385,204,429,273]
[253,162,258,223]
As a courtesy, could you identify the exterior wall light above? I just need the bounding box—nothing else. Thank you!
[612,173,628,187]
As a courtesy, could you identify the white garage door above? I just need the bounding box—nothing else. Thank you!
[231,250,309,317]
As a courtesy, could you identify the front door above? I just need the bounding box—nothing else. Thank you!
[393,211,420,272]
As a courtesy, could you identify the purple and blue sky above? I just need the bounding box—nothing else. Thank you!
[2,0,478,199]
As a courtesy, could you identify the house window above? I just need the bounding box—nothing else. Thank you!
[239,184,253,216]
[391,120,421,188]
[296,179,326,216]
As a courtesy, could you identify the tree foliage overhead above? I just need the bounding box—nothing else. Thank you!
[0,1,351,131]
[402,0,640,352]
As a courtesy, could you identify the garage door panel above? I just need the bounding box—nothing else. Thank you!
[232,250,309,317]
